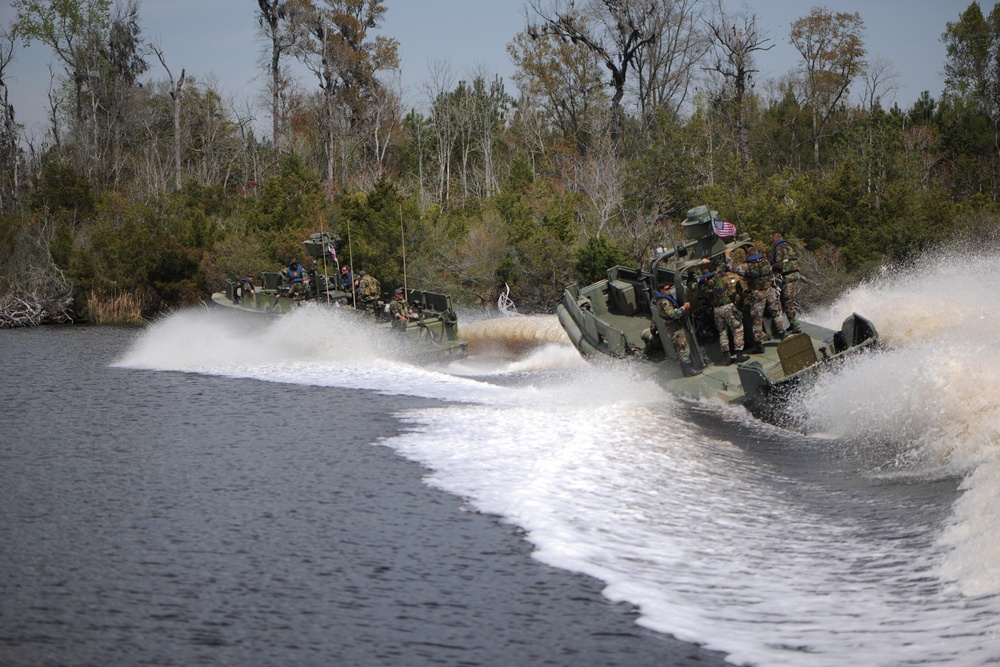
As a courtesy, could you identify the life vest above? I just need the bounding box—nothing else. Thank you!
[655,292,684,323]
[744,254,772,290]
[697,272,731,307]
[771,239,800,275]
[288,263,304,283]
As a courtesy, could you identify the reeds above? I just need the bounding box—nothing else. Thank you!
[87,290,147,325]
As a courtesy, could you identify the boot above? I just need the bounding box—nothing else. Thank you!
[716,355,732,367]
[681,362,702,377]
[748,342,765,354]
[732,350,750,363]
[774,329,786,341]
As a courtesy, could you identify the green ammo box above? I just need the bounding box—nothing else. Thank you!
[778,333,818,375]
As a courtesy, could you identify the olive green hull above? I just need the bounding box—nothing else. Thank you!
[212,235,467,365]
[212,286,467,362]
[555,213,879,428]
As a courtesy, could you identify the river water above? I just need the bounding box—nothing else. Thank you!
[3,249,1000,666]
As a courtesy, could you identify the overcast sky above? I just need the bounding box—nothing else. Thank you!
[0,0,971,141]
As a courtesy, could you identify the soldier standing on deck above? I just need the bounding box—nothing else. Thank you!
[695,259,749,366]
[770,233,803,334]
[354,271,380,306]
[727,244,788,353]
[652,282,701,377]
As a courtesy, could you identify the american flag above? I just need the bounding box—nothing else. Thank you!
[329,244,338,262]
[713,218,737,238]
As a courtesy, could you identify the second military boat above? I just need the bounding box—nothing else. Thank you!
[211,232,468,361]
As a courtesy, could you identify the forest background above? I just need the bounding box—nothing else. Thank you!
[0,0,997,325]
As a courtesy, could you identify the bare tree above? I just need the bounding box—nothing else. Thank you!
[470,67,510,198]
[102,0,148,190]
[425,58,457,202]
[789,7,867,168]
[631,0,710,124]
[256,0,309,150]
[42,64,62,153]
[15,0,147,191]
[859,55,899,112]
[571,136,623,238]
[297,0,398,185]
[705,1,772,173]
[528,0,659,148]
[368,70,401,175]
[152,44,184,191]
[437,70,511,201]
[0,26,21,212]
[508,27,607,155]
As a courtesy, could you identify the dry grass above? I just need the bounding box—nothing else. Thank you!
[87,291,148,325]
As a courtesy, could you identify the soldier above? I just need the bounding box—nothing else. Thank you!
[727,244,787,353]
[354,270,380,306]
[339,264,353,291]
[235,273,255,304]
[770,233,803,334]
[695,259,749,366]
[388,288,414,329]
[652,282,701,377]
[283,260,307,299]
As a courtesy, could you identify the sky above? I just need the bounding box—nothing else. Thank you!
[0,0,972,141]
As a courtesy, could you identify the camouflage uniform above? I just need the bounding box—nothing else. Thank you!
[388,296,412,329]
[237,275,255,304]
[696,267,745,355]
[285,262,307,298]
[771,237,802,333]
[730,251,787,344]
[653,293,691,364]
[356,273,380,301]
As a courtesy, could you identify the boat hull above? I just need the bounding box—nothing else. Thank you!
[556,264,879,429]
[212,266,467,362]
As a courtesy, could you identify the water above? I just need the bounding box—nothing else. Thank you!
[4,250,1000,665]
[0,323,720,666]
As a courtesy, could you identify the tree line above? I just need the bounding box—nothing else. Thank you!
[0,0,997,326]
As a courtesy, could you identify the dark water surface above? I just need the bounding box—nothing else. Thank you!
[0,326,726,666]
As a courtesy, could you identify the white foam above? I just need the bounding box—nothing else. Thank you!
[115,278,1000,664]
[796,251,1000,601]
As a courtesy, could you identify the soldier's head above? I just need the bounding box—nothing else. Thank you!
[700,258,713,272]
[394,288,404,300]
[772,233,783,244]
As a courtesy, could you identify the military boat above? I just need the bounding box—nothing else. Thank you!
[555,206,879,427]
[211,232,467,361]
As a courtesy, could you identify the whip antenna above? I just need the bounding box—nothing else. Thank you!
[400,204,407,295]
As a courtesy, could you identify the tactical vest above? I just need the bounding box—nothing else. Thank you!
[359,275,379,297]
[771,240,799,275]
[389,299,410,319]
[744,255,772,290]
[698,272,732,307]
